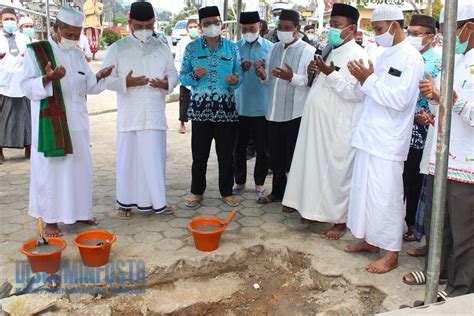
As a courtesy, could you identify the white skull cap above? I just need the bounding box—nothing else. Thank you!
[56,6,84,27]
[439,0,474,24]
[371,5,404,22]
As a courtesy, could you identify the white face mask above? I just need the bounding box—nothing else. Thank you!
[408,36,429,52]
[202,24,221,38]
[277,30,295,44]
[134,29,153,42]
[306,33,314,41]
[243,32,259,43]
[58,37,77,50]
[375,22,394,47]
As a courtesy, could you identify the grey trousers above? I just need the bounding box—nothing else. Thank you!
[424,175,474,297]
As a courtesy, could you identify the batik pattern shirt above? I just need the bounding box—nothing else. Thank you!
[180,37,242,122]
[409,48,442,150]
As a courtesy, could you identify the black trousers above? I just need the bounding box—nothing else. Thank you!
[424,176,474,297]
[233,116,269,186]
[191,121,236,197]
[268,118,301,199]
[403,147,424,228]
[179,86,191,122]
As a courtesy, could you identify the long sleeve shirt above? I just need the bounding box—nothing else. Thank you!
[102,36,178,132]
[234,37,273,117]
[180,36,243,123]
[263,39,316,122]
[428,49,474,184]
[0,31,30,97]
[351,39,424,162]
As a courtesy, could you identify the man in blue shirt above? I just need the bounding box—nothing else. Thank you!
[233,11,273,200]
[180,6,243,208]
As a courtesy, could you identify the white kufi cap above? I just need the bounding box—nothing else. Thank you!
[440,0,474,24]
[272,1,291,11]
[56,7,84,27]
[371,5,404,22]
[19,16,34,27]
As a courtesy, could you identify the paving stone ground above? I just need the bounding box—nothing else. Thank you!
[0,53,428,312]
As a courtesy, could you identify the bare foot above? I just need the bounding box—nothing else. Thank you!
[323,223,347,240]
[77,217,99,225]
[345,240,380,253]
[407,245,427,257]
[282,206,297,213]
[44,223,63,237]
[118,208,132,219]
[300,218,319,224]
[367,251,398,274]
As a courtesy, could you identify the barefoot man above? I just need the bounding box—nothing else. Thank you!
[345,5,424,273]
[282,3,368,240]
[21,7,114,236]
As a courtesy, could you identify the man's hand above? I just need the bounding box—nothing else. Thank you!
[150,75,169,90]
[194,66,208,79]
[241,60,252,72]
[415,108,435,126]
[96,65,114,81]
[254,59,266,80]
[315,55,335,76]
[225,73,239,85]
[419,71,440,102]
[0,52,5,60]
[126,70,149,88]
[307,60,320,77]
[42,62,66,87]
[347,59,374,85]
[272,63,293,81]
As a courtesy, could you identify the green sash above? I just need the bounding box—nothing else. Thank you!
[28,41,73,157]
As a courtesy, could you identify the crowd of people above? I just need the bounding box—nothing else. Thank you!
[0,0,472,304]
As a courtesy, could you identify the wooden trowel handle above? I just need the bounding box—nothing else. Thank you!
[225,211,236,226]
[37,218,44,237]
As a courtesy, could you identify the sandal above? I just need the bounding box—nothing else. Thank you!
[232,184,245,195]
[257,194,281,205]
[403,231,417,242]
[256,187,267,200]
[178,126,186,134]
[407,245,427,257]
[223,196,240,207]
[156,205,174,215]
[282,206,297,213]
[185,195,203,209]
[118,207,132,220]
[402,270,447,286]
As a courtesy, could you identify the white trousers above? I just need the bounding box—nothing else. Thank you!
[347,149,404,251]
[116,130,167,212]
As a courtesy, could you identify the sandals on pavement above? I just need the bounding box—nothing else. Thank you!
[118,208,132,220]
[222,196,240,207]
[156,205,175,215]
[256,187,267,200]
[185,195,203,209]
[257,193,281,205]
[403,231,417,242]
[402,270,447,286]
[232,184,245,195]
[178,126,186,134]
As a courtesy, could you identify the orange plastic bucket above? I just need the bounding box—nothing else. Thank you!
[20,237,67,274]
[73,230,116,267]
[188,211,236,252]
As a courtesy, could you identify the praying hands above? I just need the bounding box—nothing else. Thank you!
[347,59,374,85]
[225,73,239,85]
[150,75,169,90]
[272,63,293,81]
[96,65,114,82]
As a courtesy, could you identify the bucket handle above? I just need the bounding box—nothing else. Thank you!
[224,211,236,227]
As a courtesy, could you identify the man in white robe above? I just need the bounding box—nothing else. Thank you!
[345,5,424,273]
[283,4,368,240]
[102,1,178,218]
[21,7,114,236]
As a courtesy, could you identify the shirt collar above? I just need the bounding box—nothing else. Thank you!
[242,36,263,48]
[202,36,223,49]
[283,38,301,49]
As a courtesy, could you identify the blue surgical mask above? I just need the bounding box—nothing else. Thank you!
[273,16,279,26]
[23,28,35,38]
[188,28,199,38]
[455,24,470,54]
[3,20,18,34]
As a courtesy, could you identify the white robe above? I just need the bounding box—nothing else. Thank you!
[21,39,106,224]
[347,39,424,251]
[102,35,178,211]
[283,40,368,223]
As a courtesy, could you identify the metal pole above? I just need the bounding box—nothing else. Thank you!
[223,0,228,21]
[46,0,51,39]
[428,0,433,17]
[236,0,241,40]
[424,0,457,305]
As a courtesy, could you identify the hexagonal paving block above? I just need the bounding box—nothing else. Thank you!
[219,203,243,213]
[141,221,171,233]
[240,199,263,208]
[238,217,263,227]
[261,202,283,214]
[261,213,285,224]
[172,209,197,218]
[240,226,262,236]
[194,206,221,215]
[163,228,188,239]
[200,199,222,207]
[154,238,184,251]
[0,223,23,235]
[132,231,164,243]
[260,222,287,233]
[168,218,190,228]
[240,208,264,217]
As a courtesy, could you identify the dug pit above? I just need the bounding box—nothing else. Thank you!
[7,246,387,315]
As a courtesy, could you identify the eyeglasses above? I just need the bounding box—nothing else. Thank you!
[407,31,432,37]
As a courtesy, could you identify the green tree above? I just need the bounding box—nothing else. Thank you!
[423,0,443,21]
[164,0,196,35]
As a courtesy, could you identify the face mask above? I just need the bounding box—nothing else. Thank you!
[273,16,279,26]
[277,30,295,44]
[327,26,350,47]
[58,37,77,50]
[202,24,221,38]
[188,28,199,38]
[455,24,470,54]
[356,40,363,46]
[408,36,429,52]
[23,28,34,38]
[243,32,259,43]
[3,20,17,34]
[375,22,394,47]
[134,29,153,42]
[306,34,314,41]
